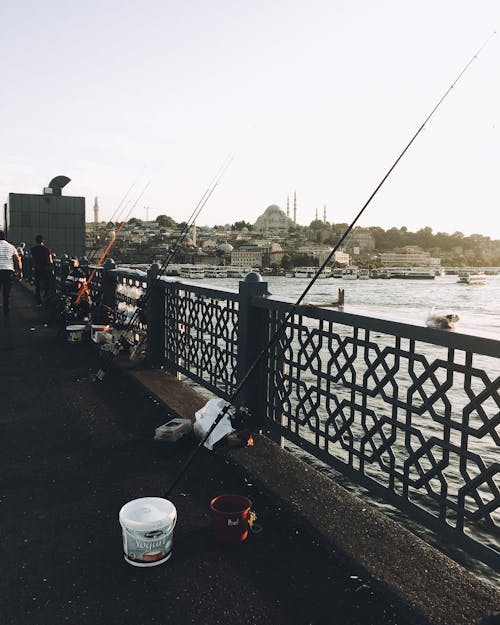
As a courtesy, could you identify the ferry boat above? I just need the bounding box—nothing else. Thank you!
[180,265,205,279]
[400,268,435,280]
[358,269,370,280]
[227,266,249,278]
[370,268,390,279]
[342,267,358,280]
[294,267,316,278]
[204,266,228,278]
[457,271,486,285]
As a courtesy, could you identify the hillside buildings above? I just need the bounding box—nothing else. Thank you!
[380,246,441,268]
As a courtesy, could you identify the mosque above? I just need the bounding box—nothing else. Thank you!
[253,192,328,233]
[253,192,297,233]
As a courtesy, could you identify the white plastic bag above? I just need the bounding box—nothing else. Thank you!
[193,398,234,450]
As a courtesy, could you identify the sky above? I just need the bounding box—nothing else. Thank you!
[1,0,499,238]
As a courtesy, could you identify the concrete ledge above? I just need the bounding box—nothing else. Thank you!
[103,360,500,625]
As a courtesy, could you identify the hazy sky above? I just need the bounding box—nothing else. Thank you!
[1,1,499,237]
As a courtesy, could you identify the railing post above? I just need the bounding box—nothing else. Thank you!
[237,273,270,432]
[102,258,116,309]
[145,262,165,367]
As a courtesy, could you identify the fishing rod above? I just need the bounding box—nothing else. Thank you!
[86,183,136,265]
[164,33,496,498]
[75,181,151,304]
[156,155,233,277]
[117,156,234,337]
[91,156,234,381]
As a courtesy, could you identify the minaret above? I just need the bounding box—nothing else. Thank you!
[315,207,318,221]
[191,223,197,246]
[286,195,290,218]
[323,205,327,224]
[93,196,99,224]
[293,191,297,225]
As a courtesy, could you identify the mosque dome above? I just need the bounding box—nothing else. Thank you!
[218,242,234,254]
[253,204,293,233]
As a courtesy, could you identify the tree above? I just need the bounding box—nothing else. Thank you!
[231,220,253,231]
[156,215,176,228]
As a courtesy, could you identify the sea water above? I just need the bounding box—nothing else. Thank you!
[185,274,500,585]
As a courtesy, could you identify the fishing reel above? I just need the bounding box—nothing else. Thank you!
[229,405,259,431]
[135,296,147,326]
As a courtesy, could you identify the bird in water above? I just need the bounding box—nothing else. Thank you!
[425,307,460,330]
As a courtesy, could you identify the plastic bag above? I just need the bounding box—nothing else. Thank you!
[193,398,234,450]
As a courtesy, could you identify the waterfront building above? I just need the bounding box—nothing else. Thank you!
[296,244,349,266]
[231,246,263,268]
[380,249,440,268]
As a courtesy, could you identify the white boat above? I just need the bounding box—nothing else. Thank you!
[400,268,435,280]
[180,265,205,279]
[358,269,370,280]
[332,268,344,278]
[204,266,227,278]
[457,271,486,285]
[370,268,390,279]
[227,266,249,278]
[342,267,358,280]
[293,267,316,278]
[318,268,332,279]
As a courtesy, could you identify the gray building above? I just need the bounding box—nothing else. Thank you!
[4,176,85,256]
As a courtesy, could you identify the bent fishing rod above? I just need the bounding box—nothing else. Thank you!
[86,183,136,265]
[164,33,496,498]
[75,181,151,304]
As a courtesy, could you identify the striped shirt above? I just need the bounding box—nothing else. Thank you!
[0,240,19,271]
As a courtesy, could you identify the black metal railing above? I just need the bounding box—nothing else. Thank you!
[53,261,500,568]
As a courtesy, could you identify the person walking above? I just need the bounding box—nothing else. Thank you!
[30,234,54,306]
[0,230,23,314]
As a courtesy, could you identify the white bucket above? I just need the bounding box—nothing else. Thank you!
[119,497,177,567]
[66,324,86,343]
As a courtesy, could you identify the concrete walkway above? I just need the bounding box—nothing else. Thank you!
[0,283,409,625]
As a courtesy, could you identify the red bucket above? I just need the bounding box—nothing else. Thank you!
[209,494,252,544]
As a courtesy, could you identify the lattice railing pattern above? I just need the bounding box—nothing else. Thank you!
[266,308,499,550]
[163,284,239,398]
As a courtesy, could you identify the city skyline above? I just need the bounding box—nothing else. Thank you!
[1,1,499,238]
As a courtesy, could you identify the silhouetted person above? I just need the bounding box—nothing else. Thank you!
[31,234,54,306]
[0,230,23,314]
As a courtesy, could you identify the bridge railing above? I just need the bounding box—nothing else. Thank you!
[53,262,500,569]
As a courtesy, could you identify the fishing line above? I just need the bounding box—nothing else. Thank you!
[86,183,136,264]
[90,156,234,380]
[164,32,496,498]
[75,181,151,303]
[117,155,234,337]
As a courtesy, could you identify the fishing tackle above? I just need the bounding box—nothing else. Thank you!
[164,33,496,498]
[75,181,151,304]
[86,183,136,265]
[95,156,234,365]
